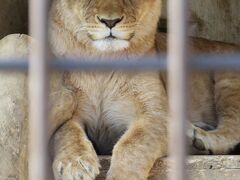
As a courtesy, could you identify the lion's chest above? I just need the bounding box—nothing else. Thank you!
[71,72,137,154]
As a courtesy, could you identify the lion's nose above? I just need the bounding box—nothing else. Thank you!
[98,17,123,29]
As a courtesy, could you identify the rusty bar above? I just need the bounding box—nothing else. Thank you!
[168,0,188,180]
[28,0,50,179]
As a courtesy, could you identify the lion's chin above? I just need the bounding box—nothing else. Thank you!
[92,38,130,52]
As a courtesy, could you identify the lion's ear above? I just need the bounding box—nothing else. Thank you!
[0,34,32,58]
[0,34,30,180]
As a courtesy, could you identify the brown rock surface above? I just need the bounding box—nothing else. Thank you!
[0,0,28,39]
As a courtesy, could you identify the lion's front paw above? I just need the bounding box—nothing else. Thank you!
[106,169,145,180]
[188,123,233,155]
[106,168,147,180]
[191,125,213,154]
[53,154,100,180]
[106,151,148,180]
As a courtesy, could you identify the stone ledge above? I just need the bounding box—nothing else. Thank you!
[97,156,240,180]
[1,156,240,180]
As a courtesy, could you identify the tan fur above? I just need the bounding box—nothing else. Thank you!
[0,34,76,179]
[0,34,29,180]
[157,33,240,155]
[0,0,240,179]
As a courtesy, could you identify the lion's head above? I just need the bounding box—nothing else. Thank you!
[51,0,161,53]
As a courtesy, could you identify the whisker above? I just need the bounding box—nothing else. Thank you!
[82,23,105,28]
[85,27,109,32]
[73,26,87,34]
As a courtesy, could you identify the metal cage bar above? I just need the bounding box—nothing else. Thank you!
[168,0,188,180]
[28,0,50,179]
[1,54,240,71]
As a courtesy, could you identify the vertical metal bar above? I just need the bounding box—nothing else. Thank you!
[29,0,50,179]
[168,0,188,180]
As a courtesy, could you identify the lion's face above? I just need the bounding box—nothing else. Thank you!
[55,0,161,52]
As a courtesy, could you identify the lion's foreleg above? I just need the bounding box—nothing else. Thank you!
[191,72,240,154]
[107,76,168,180]
[107,117,167,180]
[51,119,100,180]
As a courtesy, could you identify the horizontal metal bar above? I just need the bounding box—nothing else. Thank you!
[191,54,240,71]
[0,54,240,71]
[0,56,167,71]
[52,57,167,71]
[0,60,28,70]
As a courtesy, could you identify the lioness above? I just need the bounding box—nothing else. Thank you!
[0,0,240,179]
